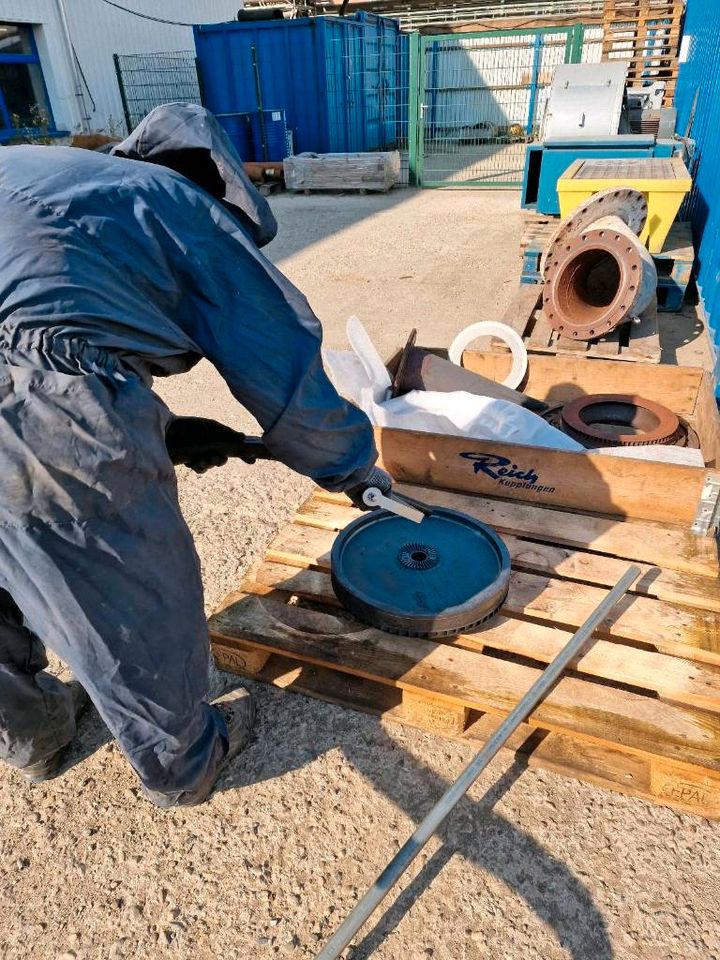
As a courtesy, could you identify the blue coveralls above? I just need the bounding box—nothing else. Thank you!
[0,144,375,802]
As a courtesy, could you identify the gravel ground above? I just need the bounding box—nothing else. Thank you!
[1,189,719,960]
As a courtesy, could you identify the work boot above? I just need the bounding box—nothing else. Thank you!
[20,680,90,783]
[142,687,256,809]
[214,686,256,765]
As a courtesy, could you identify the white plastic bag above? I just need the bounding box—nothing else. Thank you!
[324,341,583,452]
[323,318,704,463]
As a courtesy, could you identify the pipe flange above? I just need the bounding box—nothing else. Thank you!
[390,328,418,398]
[448,321,528,390]
[542,225,646,340]
[540,187,648,275]
[560,394,683,447]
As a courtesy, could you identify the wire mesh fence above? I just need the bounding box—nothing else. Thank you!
[420,30,574,186]
[113,51,201,133]
[323,32,412,185]
[112,25,604,188]
[321,24,602,188]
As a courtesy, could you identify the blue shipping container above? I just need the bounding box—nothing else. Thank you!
[675,0,720,387]
[215,109,289,162]
[194,12,405,157]
[216,113,252,159]
[248,109,289,161]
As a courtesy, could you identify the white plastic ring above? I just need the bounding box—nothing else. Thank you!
[448,321,528,391]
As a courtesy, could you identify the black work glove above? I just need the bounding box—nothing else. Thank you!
[345,466,393,511]
[165,416,260,474]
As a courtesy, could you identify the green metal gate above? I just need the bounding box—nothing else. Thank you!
[409,25,585,187]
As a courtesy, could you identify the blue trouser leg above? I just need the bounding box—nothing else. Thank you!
[0,367,230,806]
[0,588,76,769]
[0,514,229,807]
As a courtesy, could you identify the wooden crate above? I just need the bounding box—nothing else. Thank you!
[602,0,683,105]
[284,152,401,193]
[209,483,720,819]
[521,219,695,313]
[376,352,720,524]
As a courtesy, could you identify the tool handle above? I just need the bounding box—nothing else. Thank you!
[165,416,273,466]
[361,487,427,524]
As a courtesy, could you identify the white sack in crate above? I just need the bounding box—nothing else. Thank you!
[324,318,705,464]
[379,390,586,452]
[592,444,705,467]
[323,349,584,453]
[346,315,391,404]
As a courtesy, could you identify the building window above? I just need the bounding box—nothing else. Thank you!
[0,22,57,141]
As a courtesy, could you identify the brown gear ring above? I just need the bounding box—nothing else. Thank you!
[542,227,645,339]
[560,394,683,447]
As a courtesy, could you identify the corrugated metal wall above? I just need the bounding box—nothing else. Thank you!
[64,0,239,133]
[674,0,720,382]
[0,0,239,133]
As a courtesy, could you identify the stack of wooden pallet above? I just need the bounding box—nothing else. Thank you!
[602,0,684,104]
[210,483,720,820]
[209,353,720,820]
[496,280,662,363]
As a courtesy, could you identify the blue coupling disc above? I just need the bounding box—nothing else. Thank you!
[331,507,511,638]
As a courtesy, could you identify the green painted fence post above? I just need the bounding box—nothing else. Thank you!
[566,24,586,64]
[408,33,422,187]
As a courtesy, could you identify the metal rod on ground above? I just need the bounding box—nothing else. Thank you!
[316,564,641,960]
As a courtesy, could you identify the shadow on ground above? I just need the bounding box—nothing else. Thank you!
[215,679,614,960]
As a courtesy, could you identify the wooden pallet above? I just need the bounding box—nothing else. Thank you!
[499,284,661,363]
[520,215,556,279]
[602,0,683,104]
[209,485,720,818]
[521,219,695,313]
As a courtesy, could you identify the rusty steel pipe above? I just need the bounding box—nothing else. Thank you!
[390,338,549,413]
[542,215,657,341]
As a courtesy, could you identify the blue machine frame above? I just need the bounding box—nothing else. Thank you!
[521,136,676,215]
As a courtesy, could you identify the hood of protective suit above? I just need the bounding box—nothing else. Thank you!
[112,102,278,248]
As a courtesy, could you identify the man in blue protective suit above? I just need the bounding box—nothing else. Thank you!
[0,103,391,807]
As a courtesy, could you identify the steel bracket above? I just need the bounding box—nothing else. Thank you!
[691,473,720,537]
